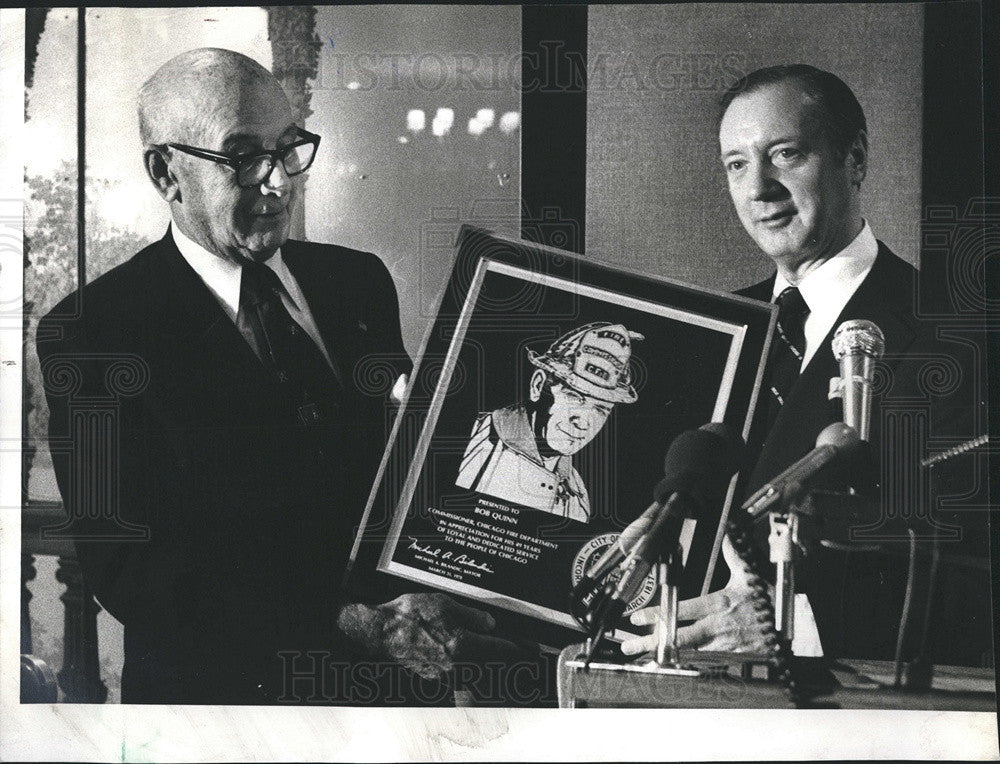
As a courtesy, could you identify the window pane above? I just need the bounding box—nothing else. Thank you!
[24,8,81,502]
[307,6,522,355]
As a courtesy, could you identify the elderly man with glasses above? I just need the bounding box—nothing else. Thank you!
[36,48,518,705]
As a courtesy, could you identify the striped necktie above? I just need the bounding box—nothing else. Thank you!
[763,285,809,429]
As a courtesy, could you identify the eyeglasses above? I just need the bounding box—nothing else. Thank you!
[166,128,321,188]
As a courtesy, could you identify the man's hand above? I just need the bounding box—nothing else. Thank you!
[337,592,525,680]
[620,536,774,656]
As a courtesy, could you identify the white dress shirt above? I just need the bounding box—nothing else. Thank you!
[772,221,879,370]
[171,224,335,371]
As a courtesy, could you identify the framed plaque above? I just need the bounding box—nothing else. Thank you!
[351,226,776,645]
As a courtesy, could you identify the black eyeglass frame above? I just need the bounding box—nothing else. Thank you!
[165,128,321,187]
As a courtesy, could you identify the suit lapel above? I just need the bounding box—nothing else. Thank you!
[151,230,262,366]
[791,242,918,402]
[736,274,775,303]
[748,244,919,491]
[154,234,356,397]
[834,242,917,358]
[147,229,276,423]
[280,241,350,391]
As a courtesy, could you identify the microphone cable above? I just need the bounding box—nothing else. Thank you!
[725,498,822,708]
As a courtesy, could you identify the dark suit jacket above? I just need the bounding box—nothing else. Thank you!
[737,242,991,665]
[37,230,412,703]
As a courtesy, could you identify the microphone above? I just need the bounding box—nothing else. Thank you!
[576,501,660,587]
[743,422,863,519]
[584,494,684,642]
[574,423,744,634]
[830,320,885,441]
[653,423,744,510]
[568,501,661,625]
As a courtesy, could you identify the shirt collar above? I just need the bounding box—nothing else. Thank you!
[772,220,878,309]
[771,220,879,368]
[170,223,290,318]
[263,248,304,311]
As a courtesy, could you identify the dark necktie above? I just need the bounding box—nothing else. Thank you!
[762,285,809,430]
[238,258,344,439]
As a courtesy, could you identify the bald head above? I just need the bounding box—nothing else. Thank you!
[138,48,290,147]
[139,48,303,263]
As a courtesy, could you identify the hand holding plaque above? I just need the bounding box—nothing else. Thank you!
[337,592,524,680]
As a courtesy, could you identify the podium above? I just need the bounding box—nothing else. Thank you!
[556,644,997,710]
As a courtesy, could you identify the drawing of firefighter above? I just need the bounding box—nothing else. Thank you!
[456,322,643,522]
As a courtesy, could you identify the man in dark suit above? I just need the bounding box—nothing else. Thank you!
[37,47,515,704]
[624,65,991,666]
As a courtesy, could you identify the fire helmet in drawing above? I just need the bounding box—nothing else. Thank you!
[527,322,643,404]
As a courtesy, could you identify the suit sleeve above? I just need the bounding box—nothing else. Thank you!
[36,308,184,631]
[365,254,413,383]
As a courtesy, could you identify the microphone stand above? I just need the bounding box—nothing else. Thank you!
[768,510,798,643]
[653,545,684,667]
[765,485,822,643]
[582,494,684,667]
[581,541,702,677]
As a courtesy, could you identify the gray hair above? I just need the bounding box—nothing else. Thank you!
[137,48,284,147]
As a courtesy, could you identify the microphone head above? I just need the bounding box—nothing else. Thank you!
[816,423,867,475]
[697,422,746,463]
[816,421,862,450]
[654,422,746,513]
[832,319,886,361]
